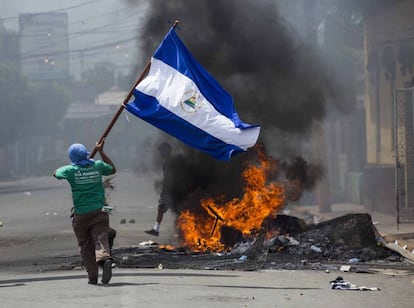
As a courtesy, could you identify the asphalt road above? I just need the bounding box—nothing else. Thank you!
[0,171,413,307]
[1,267,413,308]
[0,171,179,271]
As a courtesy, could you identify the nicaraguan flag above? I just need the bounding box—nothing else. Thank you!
[125,27,260,160]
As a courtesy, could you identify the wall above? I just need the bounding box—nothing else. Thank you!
[363,0,414,215]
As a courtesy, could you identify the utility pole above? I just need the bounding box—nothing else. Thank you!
[306,0,332,213]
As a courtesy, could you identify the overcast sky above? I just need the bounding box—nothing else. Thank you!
[0,0,148,79]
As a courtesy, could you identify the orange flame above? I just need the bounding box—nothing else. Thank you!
[177,151,286,252]
[159,244,176,251]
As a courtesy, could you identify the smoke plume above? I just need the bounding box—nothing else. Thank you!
[127,0,343,214]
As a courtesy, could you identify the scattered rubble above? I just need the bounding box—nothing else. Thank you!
[37,212,413,274]
[109,213,412,272]
[330,276,381,291]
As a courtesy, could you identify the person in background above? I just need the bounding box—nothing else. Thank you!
[53,140,116,285]
[145,142,173,236]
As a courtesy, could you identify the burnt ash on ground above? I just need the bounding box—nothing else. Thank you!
[111,213,409,272]
[45,213,413,273]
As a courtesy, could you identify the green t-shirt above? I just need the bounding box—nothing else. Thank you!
[54,160,114,214]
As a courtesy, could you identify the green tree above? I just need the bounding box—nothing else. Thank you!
[0,63,34,177]
[0,22,27,144]
[0,63,33,146]
[0,20,19,64]
[82,62,115,98]
[28,80,71,137]
[116,70,136,92]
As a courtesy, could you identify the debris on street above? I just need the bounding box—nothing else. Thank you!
[330,276,381,291]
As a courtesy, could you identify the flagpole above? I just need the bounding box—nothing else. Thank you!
[89,62,151,158]
[89,20,180,158]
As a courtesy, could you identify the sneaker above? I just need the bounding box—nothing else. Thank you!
[101,259,112,285]
[88,278,98,285]
[145,229,159,236]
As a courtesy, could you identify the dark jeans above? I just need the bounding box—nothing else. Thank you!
[72,209,111,281]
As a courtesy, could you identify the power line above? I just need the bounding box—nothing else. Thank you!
[20,35,139,60]
[0,0,102,21]
[18,9,145,58]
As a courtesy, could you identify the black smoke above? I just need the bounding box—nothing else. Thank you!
[126,0,341,214]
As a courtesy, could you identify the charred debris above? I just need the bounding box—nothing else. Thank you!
[113,213,411,272]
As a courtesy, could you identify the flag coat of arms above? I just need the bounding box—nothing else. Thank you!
[125,27,260,160]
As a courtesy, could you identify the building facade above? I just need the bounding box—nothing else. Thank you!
[363,0,414,219]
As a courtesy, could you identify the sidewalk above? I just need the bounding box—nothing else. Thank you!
[297,203,414,263]
[299,202,414,235]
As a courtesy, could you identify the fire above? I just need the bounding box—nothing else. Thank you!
[177,151,286,252]
[159,244,176,251]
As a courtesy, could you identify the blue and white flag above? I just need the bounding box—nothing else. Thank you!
[125,27,260,160]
